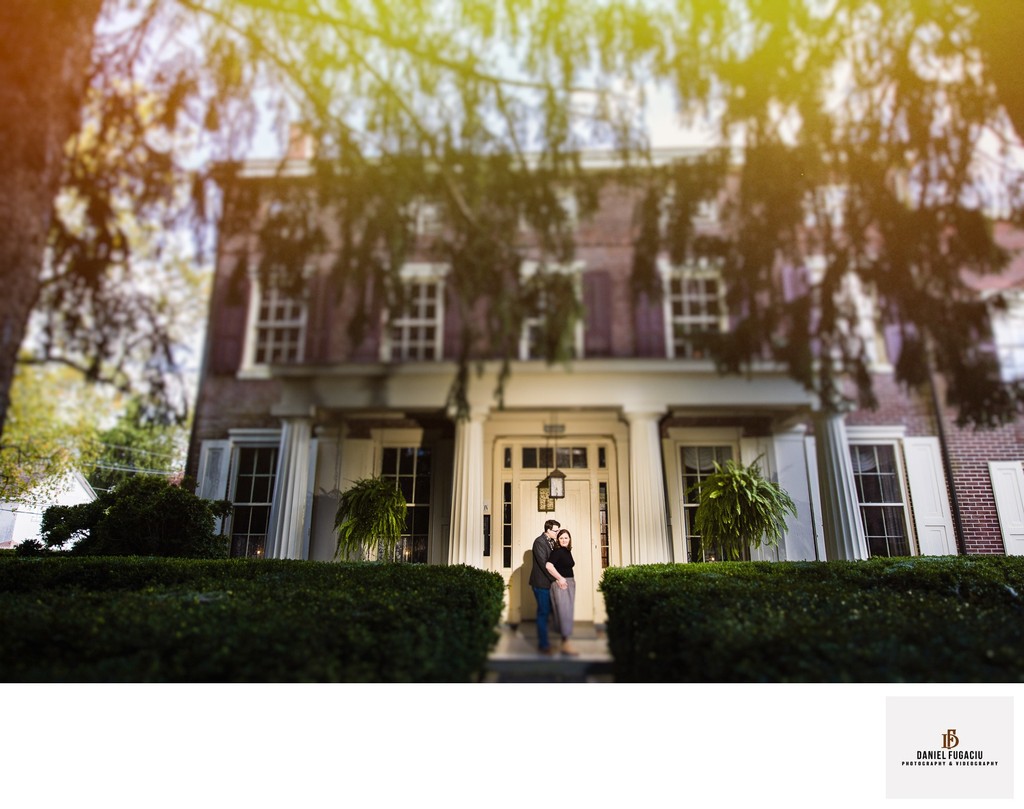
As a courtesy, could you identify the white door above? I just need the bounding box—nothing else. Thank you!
[990,461,1024,555]
[517,478,596,622]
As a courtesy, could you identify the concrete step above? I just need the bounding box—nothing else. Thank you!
[483,621,614,683]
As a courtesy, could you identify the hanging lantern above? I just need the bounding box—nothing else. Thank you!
[547,467,566,499]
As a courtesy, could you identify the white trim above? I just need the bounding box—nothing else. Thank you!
[657,257,728,360]
[845,425,908,441]
[228,428,282,443]
[241,266,312,370]
[846,436,916,556]
[380,263,448,363]
[518,261,586,361]
[662,426,743,564]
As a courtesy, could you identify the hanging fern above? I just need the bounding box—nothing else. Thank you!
[691,458,797,560]
[334,477,407,561]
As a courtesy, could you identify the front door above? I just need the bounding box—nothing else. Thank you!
[518,478,597,622]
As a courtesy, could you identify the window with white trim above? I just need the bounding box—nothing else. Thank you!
[993,295,1024,382]
[380,446,432,563]
[519,261,584,360]
[247,268,309,366]
[664,262,727,359]
[680,444,744,562]
[849,443,912,557]
[381,264,446,362]
[229,445,278,558]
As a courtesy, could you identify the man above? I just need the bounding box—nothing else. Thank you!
[529,518,567,654]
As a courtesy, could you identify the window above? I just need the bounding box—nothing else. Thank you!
[520,446,588,469]
[680,445,739,562]
[502,481,513,568]
[664,264,727,359]
[993,297,1024,382]
[380,446,432,562]
[850,444,911,557]
[599,482,610,569]
[230,446,278,557]
[251,274,308,365]
[406,198,444,236]
[382,264,445,362]
[518,262,584,361]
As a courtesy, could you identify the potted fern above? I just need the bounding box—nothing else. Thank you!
[334,476,407,561]
[692,458,797,560]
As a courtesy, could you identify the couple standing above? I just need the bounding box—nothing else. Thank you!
[529,519,578,656]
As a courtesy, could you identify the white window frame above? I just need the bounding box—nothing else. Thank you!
[518,260,585,361]
[404,197,444,237]
[380,263,447,363]
[662,426,743,564]
[659,257,728,360]
[845,427,916,558]
[242,266,311,371]
[224,429,282,559]
[992,291,1024,382]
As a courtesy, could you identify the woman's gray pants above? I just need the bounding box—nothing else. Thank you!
[550,577,576,639]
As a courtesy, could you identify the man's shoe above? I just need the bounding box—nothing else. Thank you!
[539,647,556,656]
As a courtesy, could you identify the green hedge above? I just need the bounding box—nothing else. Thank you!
[0,557,505,682]
[600,556,1024,682]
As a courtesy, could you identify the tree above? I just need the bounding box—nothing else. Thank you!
[3,1,1024,557]
[1,1,105,438]
[87,397,186,493]
[4,2,1023,424]
[1,0,655,435]
[638,1,1024,426]
[0,361,105,504]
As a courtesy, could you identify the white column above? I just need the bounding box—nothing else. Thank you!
[813,411,868,561]
[448,407,487,566]
[266,417,313,560]
[624,408,672,564]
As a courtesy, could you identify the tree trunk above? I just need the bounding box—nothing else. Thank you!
[0,0,104,439]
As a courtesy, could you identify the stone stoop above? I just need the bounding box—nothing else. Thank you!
[481,621,614,683]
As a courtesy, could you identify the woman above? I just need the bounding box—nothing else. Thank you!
[545,528,578,656]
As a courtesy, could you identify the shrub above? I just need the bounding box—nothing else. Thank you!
[0,557,504,682]
[600,557,1024,682]
[14,538,49,557]
[41,475,231,558]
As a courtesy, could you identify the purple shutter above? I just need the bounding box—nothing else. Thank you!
[583,270,612,357]
[305,272,330,363]
[443,281,464,360]
[349,284,383,361]
[633,290,666,357]
[883,322,903,367]
[209,273,251,374]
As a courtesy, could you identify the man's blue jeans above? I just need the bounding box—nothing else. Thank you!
[532,586,552,651]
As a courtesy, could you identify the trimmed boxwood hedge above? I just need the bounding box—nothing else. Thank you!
[600,556,1024,682]
[0,557,505,682]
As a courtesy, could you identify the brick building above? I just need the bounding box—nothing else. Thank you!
[187,149,1024,623]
